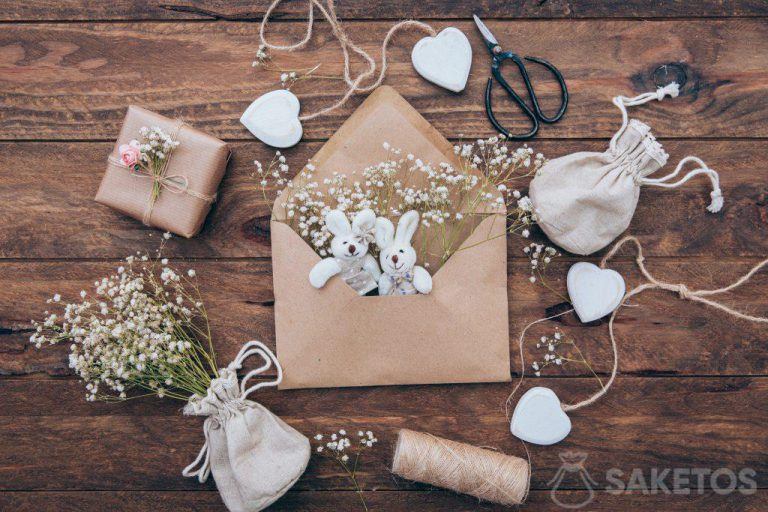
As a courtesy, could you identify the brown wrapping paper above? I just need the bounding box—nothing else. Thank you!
[95,106,230,238]
[272,86,511,389]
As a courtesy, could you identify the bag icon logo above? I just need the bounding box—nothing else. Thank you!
[548,451,598,509]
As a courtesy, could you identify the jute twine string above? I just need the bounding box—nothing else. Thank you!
[508,235,768,415]
[108,122,216,225]
[259,0,436,121]
[392,429,530,506]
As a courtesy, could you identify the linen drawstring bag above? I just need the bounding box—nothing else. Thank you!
[528,82,723,255]
[183,341,310,512]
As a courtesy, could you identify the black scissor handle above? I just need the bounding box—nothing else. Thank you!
[485,51,569,140]
[522,55,569,123]
[487,52,539,140]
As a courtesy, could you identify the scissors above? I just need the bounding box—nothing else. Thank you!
[473,15,569,140]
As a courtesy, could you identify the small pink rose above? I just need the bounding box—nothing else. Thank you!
[118,142,141,167]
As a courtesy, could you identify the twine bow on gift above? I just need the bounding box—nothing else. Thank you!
[182,341,283,483]
[108,122,217,225]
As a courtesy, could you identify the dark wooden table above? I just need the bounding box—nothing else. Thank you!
[2,1,768,510]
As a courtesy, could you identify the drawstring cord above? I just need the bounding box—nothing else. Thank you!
[608,82,723,213]
[182,341,283,483]
[609,82,680,154]
[640,156,723,213]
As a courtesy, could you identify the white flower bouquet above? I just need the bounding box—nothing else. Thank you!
[258,137,545,269]
[30,236,215,402]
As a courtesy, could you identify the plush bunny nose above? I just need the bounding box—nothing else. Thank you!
[391,254,399,263]
[348,244,356,254]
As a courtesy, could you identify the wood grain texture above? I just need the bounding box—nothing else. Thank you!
[3,4,768,511]
[4,0,768,21]
[2,20,768,140]
[2,259,767,378]
[2,140,766,259]
[0,377,765,493]
[2,490,764,512]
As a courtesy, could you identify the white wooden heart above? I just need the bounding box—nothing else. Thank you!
[411,27,472,93]
[240,89,303,148]
[510,387,571,445]
[567,262,626,323]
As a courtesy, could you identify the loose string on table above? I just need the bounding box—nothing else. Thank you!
[508,235,768,414]
[259,0,436,121]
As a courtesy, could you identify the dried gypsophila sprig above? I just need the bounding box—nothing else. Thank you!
[117,126,181,204]
[523,242,567,300]
[313,429,378,511]
[252,44,342,90]
[252,150,291,202]
[531,328,604,387]
[254,136,547,267]
[29,233,217,402]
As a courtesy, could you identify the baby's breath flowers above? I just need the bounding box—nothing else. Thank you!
[313,429,378,511]
[256,136,550,268]
[29,235,217,402]
[118,126,181,204]
[531,328,603,386]
[252,150,291,202]
[252,44,270,67]
[523,242,566,299]
[252,44,340,90]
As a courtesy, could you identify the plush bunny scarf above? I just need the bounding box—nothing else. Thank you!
[529,83,723,255]
[183,341,310,512]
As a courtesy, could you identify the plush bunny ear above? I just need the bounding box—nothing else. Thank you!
[375,217,395,248]
[395,210,420,244]
[325,209,352,236]
[352,208,376,233]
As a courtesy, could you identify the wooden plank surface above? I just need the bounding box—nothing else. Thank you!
[5,0,768,21]
[1,140,766,259]
[2,259,767,378]
[2,20,768,141]
[1,378,766,491]
[3,490,763,512]
[2,2,768,511]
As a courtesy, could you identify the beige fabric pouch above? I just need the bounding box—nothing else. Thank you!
[183,342,310,512]
[529,83,723,255]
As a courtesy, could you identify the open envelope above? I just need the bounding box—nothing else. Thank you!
[271,86,511,389]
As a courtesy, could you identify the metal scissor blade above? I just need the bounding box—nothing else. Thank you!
[473,15,499,47]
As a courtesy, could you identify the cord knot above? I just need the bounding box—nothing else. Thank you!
[656,82,680,100]
[676,284,691,299]
[707,188,724,213]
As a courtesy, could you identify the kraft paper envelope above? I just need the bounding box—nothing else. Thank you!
[271,86,511,389]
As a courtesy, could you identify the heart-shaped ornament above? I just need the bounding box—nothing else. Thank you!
[510,387,571,445]
[240,89,303,148]
[567,262,626,323]
[411,27,472,93]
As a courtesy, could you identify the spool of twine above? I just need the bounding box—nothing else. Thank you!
[392,429,530,506]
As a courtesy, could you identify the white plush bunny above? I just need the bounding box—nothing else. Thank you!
[375,210,432,296]
[309,208,381,295]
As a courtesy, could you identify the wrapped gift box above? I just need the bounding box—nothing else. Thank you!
[95,106,230,237]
